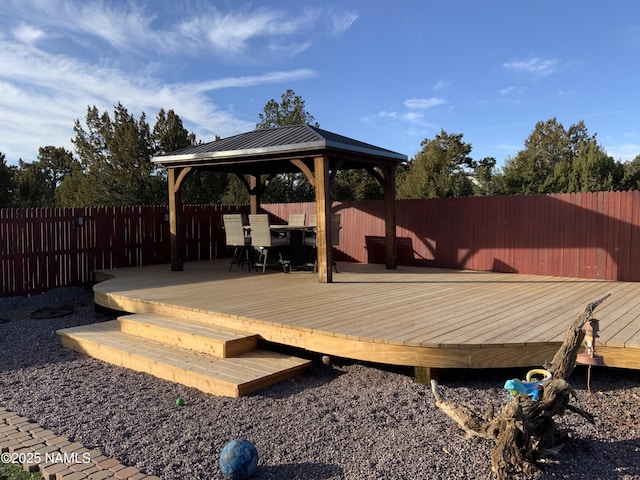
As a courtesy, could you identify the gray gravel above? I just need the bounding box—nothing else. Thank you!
[1,287,639,479]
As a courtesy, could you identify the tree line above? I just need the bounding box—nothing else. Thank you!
[1,90,639,208]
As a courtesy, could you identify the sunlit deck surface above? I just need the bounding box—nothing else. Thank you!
[93,260,640,371]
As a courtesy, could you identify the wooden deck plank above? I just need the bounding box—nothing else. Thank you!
[92,260,640,371]
[398,277,565,347]
[467,280,614,347]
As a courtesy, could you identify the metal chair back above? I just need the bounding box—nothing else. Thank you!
[249,214,277,247]
[223,214,249,246]
[288,213,306,227]
[331,214,341,246]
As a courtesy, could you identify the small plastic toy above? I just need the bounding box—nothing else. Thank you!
[503,368,552,401]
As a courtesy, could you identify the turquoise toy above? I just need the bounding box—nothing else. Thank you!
[504,369,552,401]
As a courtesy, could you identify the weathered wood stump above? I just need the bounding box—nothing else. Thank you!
[431,294,609,479]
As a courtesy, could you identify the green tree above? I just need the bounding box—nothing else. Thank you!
[10,147,82,207]
[221,176,250,204]
[243,89,319,203]
[56,160,89,207]
[253,89,385,202]
[621,155,640,190]
[471,157,499,196]
[37,146,81,206]
[397,130,482,199]
[153,108,196,154]
[71,103,168,206]
[12,159,54,207]
[568,140,623,192]
[152,108,227,204]
[256,89,318,129]
[332,170,383,201]
[262,174,315,203]
[0,152,16,207]
[500,118,620,194]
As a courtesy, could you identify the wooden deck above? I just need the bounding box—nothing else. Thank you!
[92,260,640,372]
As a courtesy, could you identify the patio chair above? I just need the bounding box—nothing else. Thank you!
[303,213,317,246]
[249,214,291,273]
[288,213,306,227]
[304,214,340,273]
[223,214,252,271]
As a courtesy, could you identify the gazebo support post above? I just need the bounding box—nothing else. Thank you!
[314,155,332,283]
[249,175,260,215]
[383,165,397,269]
[167,166,192,271]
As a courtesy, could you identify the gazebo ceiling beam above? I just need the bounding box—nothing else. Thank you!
[290,159,316,187]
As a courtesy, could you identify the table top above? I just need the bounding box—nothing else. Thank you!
[269,225,315,232]
[243,224,315,232]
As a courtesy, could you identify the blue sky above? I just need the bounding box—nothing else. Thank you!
[1,1,639,168]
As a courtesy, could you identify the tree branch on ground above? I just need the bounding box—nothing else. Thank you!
[431,294,610,480]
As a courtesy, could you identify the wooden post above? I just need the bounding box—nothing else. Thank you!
[383,165,397,269]
[414,366,432,384]
[314,155,332,283]
[249,175,260,215]
[168,168,184,271]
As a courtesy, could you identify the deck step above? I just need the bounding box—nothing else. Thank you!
[57,321,310,398]
[117,312,258,358]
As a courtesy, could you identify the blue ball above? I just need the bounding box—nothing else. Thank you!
[219,439,259,480]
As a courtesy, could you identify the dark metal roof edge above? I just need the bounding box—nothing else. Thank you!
[324,139,407,161]
[152,124,407,164]
[152,141,327,164]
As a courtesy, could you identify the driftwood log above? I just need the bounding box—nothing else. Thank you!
[431,294,610,480]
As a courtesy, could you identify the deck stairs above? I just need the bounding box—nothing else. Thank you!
[57,312,311,398]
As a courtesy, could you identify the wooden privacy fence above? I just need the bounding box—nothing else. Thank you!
[2,191,639,296]
[0,205,248,297]
[265,191,640,282]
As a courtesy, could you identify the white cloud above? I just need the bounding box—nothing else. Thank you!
[191,70,316,94]
[75,2,162,52]
[605,143,640,162]
[504,57,558,77]
[0,38,317,162]
[402,111,426,124]
[363,97,446,132]
[433,80,449,91]
[404,98,446,110]
[330,10,358,35]
[0,1,356,162]
[12,23,45,45]
[5,0,172,54]
[179,6,319,58]
[5,1,322,60]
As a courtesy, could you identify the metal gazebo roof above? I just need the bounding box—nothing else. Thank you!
[152,124,407,173]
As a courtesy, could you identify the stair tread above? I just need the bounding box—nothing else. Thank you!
[58,321,310,386]
[118,312,255,342]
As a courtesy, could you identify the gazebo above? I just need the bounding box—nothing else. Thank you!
[152,124,407,282]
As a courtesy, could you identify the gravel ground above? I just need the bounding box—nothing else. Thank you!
[1,287,639,479]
